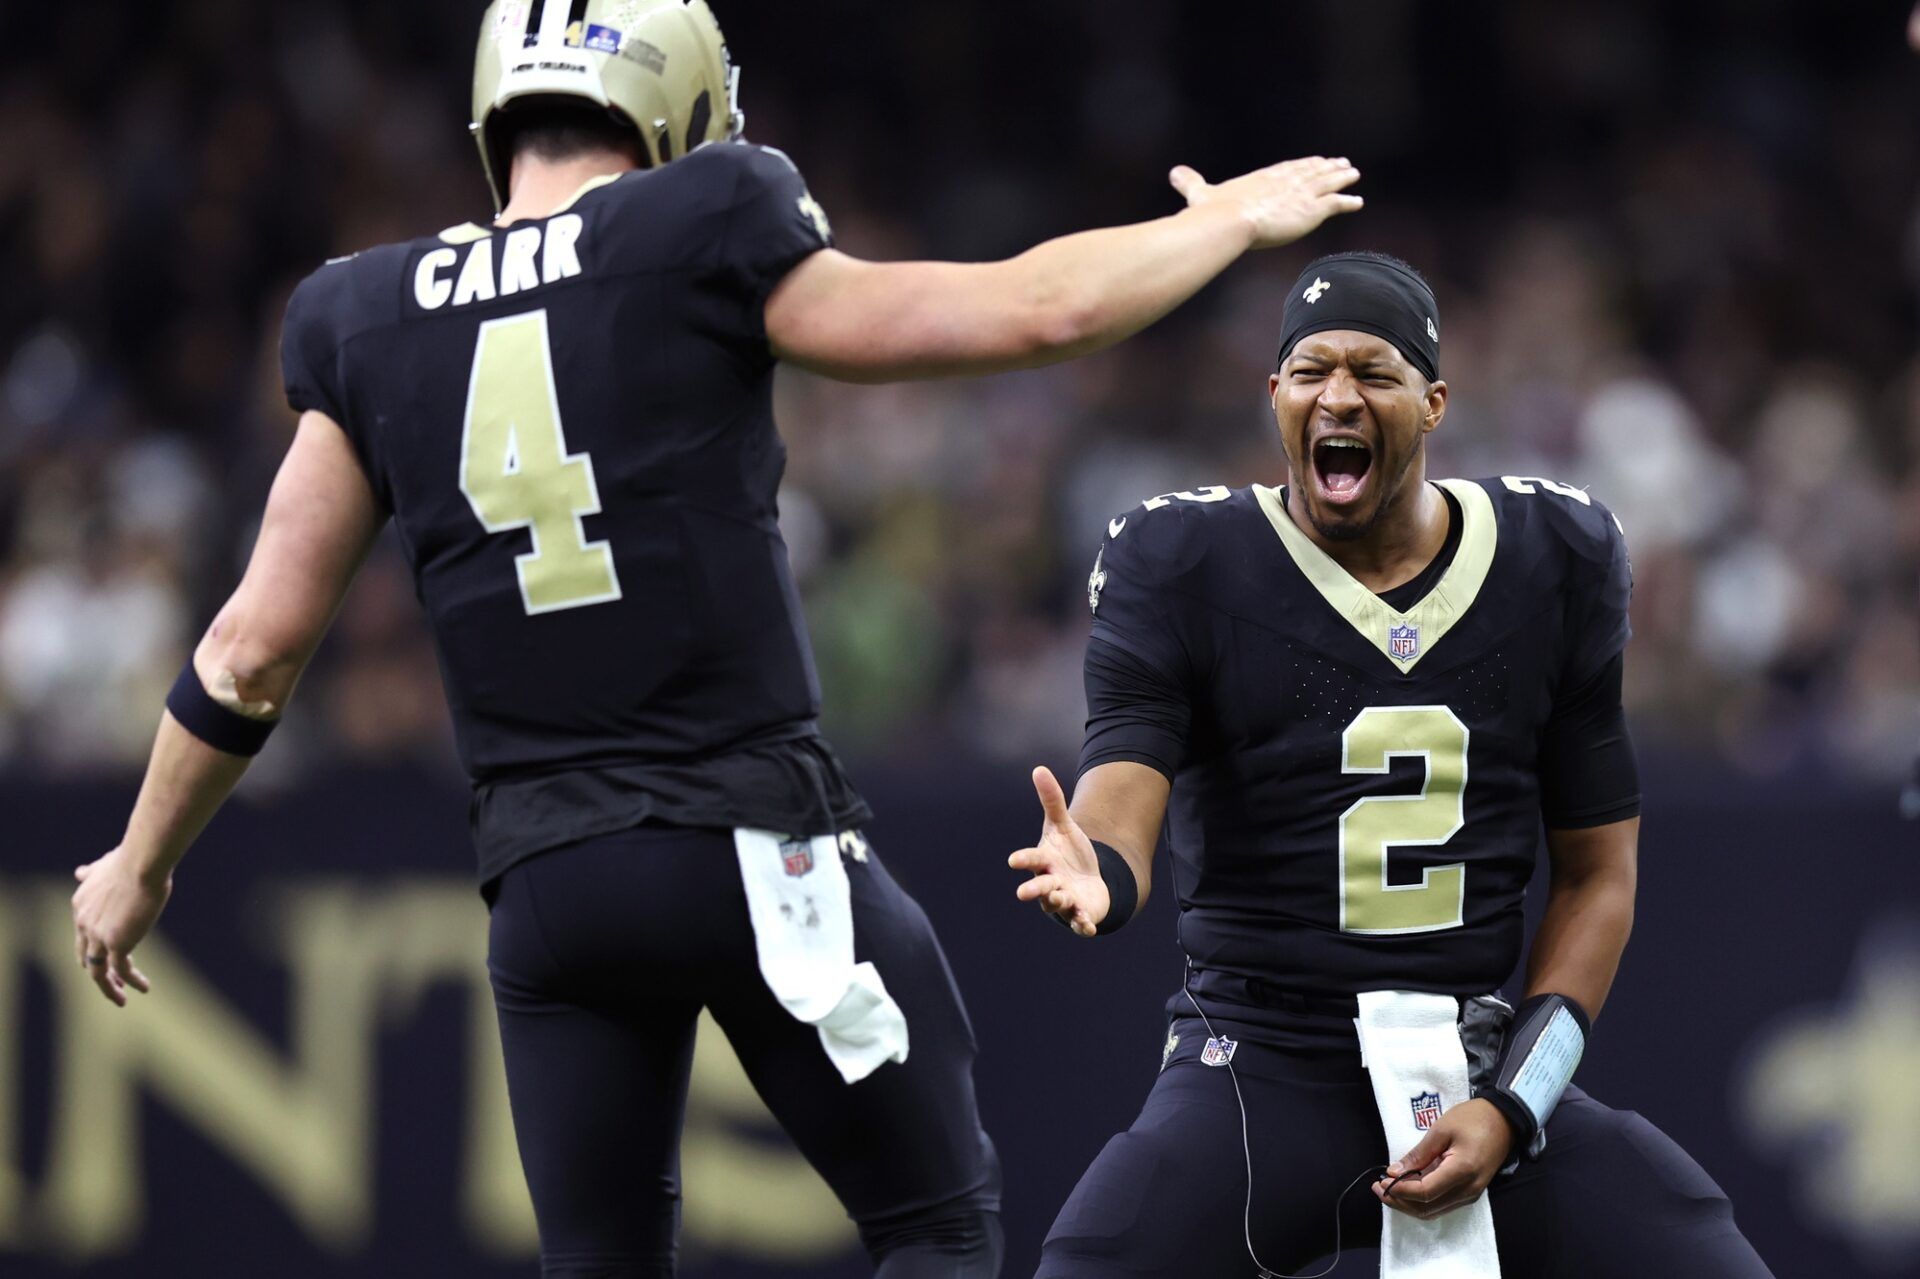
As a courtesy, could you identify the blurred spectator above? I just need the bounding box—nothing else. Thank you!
[0,0,1913,784]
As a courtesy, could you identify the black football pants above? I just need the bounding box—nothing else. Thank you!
[487,823,1003,1278]
[1037,1009,1774,1278]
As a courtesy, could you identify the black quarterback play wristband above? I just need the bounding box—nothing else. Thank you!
[166,660,277,757]
[1480,993,1591,1162]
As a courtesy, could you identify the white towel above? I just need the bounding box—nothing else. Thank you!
[1354,990,1501,1279]
[733,828,909,1083]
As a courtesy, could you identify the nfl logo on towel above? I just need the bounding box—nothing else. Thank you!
[780,839,814,878]
[1410,1090,1443,1131]
[1201,1036,1238,1067]
[1388,622,1419,660]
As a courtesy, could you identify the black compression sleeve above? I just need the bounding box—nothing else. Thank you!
[1538,652,1640,829]
[1078,637,1189,781]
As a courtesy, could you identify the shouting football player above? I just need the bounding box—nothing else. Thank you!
[1011,253,1775,1276]
[66,2,1365,1276]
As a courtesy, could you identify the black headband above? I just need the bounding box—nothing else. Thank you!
[1276,253,1440,382]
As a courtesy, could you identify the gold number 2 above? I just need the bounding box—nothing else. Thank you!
[1339,705,1469,935]
[459,310,622,615]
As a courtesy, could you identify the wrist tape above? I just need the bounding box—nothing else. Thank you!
[1481,993,1590,1161]
[166,660,277,757]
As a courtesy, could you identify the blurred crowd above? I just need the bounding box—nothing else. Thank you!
[1,0,1915,785]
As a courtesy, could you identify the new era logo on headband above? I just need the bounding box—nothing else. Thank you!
[1303,277,1331,304]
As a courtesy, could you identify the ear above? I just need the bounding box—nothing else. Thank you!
[1421,379,1448,435]
[1268,372,1282,402]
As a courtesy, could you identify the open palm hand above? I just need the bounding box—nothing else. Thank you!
[1008,766,1109,937]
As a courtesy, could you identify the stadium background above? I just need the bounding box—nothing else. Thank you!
[1,0,1915,1275]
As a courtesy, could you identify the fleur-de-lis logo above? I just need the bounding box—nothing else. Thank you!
[796,192,831,243]
[1087,547,1108,615]
[1741,919,1920,1257]
[1303,277,1331,304]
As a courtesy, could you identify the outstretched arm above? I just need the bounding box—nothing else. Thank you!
[70,410,385,1005]
[767,156,1362,382]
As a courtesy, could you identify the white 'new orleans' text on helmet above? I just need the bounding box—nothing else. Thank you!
[472,0,744,212]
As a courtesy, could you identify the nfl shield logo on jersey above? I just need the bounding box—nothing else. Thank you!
[1410,1090,1444,1130]
[1201,1036,1238,1067]
[1388,622,1420,661]
[780,839,814,878]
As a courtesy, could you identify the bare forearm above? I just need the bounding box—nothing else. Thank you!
[993,200,1257,368]
[120,712,253,883]
[1525,867,1634,1019]
[776,203,1253,382]
[1066,761,1170,908]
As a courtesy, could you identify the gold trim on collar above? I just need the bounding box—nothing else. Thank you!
[452,173,627,242]
[552,171,623,213]
[1252,478,1496,673]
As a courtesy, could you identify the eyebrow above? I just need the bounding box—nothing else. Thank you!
[1287,350,1400,371]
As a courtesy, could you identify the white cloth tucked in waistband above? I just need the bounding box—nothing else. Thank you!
[1355,990,1501,1279]
[733,828,909,1084]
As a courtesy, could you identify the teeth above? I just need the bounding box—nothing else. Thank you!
[1321,439,1367,450]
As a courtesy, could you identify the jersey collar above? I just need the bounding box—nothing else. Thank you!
[441,173,629,243]
[1252,478,1497,674]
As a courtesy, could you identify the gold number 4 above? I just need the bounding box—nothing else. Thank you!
[1339,705,1468,935]
[460,310,622,615]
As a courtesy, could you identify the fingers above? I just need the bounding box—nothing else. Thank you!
[1031,765,1072,829]
[111,949,151,995]
[1311,164,1362,196]
[1008,844,1048,871]
[87,946,125,1007]
[1375,1166,1483,1219]
[1389,1127,1448,1180]
[1168,164,1206,202]
[1327,193,1364,214]
[1375,1125,1486,1219]
[74,863,92,881]
[1266,154,1350,177]
[1015,873,1064,903]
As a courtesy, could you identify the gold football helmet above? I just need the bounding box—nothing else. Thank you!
[472,0,744,211]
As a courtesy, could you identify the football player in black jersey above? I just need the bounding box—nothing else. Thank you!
[66,2,1368,1276]
[1011,253,1774,1276]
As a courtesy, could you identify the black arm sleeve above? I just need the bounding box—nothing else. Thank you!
[1079,637,1190,782]
[1537,651,1641,829]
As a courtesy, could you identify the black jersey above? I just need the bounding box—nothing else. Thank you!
[280,142,870,881]
[1078,478,1636,1000]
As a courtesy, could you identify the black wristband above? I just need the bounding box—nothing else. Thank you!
[1091,840,1138,935]
[1482,992,1590,1162]
[165,660,277,757]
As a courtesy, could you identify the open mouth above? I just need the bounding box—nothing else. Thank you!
[1312,436,1374,505]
